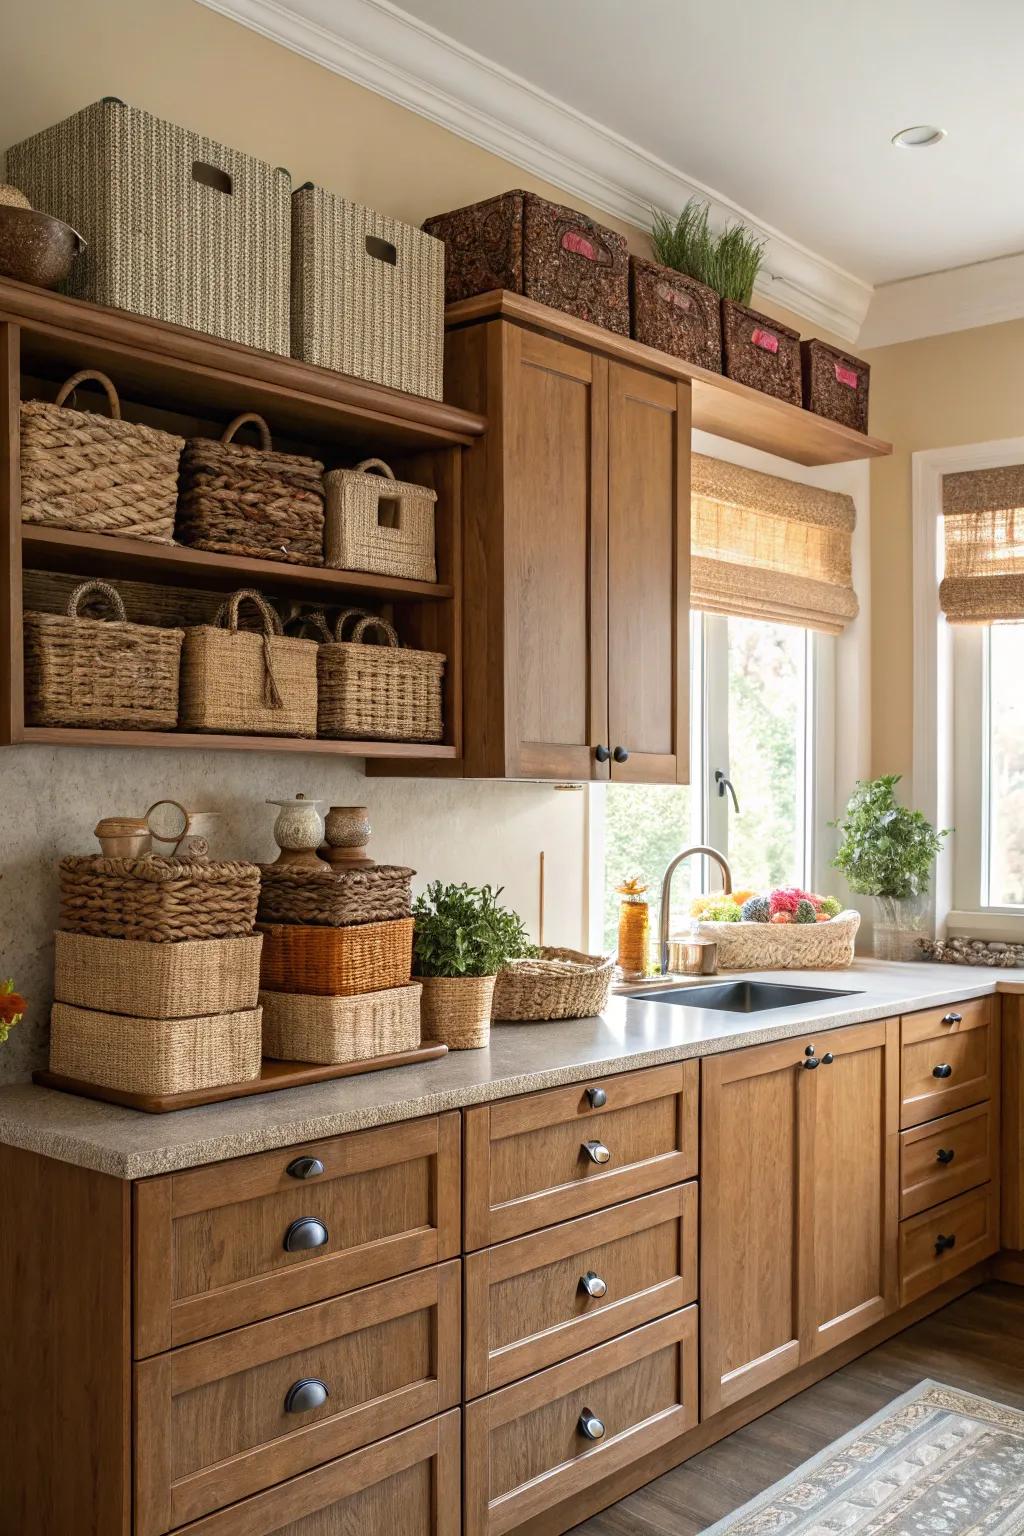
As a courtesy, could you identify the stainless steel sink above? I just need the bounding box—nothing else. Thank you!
[627,980,862,1013]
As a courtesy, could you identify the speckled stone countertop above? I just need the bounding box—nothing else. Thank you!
[0,959,1019,1180]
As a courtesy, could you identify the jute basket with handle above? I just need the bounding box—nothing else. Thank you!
[180,588,319,737]
[20,369,183,543]
[316,608,444,742]
[323,459,437,582]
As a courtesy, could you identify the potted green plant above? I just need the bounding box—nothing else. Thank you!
[830,775,950,960]
[412,881,533,1049]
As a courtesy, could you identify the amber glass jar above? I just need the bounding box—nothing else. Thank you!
[616,877,650,977]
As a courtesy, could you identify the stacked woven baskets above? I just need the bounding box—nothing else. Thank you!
[257,863,421,1064]
[49,855,263,1096]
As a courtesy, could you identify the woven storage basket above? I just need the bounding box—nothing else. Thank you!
[491,947,615,1021]
[261,981,422,1064]
[53,930,262,1018]
[49,1001,262,1094]
[5,98,290,353]
[180,589,319,737]
[629,258,721,373]
[59,855,260,943]
[257,864,414,928]
[323,459,437,582]
[176,413,325,566]
[291,184,444,400]
[24,579,183,730]
[801,339,870,433]
[20,369,183,542]
[259,917,414,997]
[418,974,495,1051]
[424,190,630,334]
[721,300,802,404]
[317,611,444,743]
[696,909,861,971]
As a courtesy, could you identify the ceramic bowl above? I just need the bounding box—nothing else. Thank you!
[0,205,85,289]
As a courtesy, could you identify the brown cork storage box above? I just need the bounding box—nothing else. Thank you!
[721,299,802,404]
[424,190,630,334]
[802,338,871,434]
[630,256,721,372]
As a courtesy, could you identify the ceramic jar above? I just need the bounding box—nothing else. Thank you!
[267,795,328,869]
[323,805,373,866]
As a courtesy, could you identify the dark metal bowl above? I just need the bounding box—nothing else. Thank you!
[0,205,85,289]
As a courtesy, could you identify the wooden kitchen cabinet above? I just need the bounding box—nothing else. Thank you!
[700,1018,899,1416]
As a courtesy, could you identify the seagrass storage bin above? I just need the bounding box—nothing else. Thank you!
[696,910,860,970]
[180,590,319,737]
[5,97,291,352]
[629,257,721,372]
[317,612,444,743]
[721,300,802,404]
[49,1002,263,1094]
[259,917,414,997]
[20,370,183,542]
[261,981,422,1064]
[491,948,615,1021]
[53,931,263,1018]
[257,863,414,928]
[291,184,444,400]
[419,974,495,1050]
[58,855,260,942]
[176,414,325,566]
[24,580,183,730]
[323,459,437,582]
[424,190,630,334]
[801,339,871,433]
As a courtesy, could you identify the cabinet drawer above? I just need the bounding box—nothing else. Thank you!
[900,1102,996,1219]
[134,1113,461,1355]
[464,1306,697,1536]
[899,1184,998,1305]
[174,1410,460,1535]
[136,1261,461,1535]
[464,1183,697,1397]
[900,999,997,1128]
[463,1062,698,1249]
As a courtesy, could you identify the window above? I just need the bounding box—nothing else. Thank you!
[953,622,1024,913]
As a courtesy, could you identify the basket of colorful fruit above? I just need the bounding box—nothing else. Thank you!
[691,888,859,970]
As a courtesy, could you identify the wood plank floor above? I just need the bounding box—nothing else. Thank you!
[571,1282,1024,1534]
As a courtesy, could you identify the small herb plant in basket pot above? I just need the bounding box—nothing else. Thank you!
[412,881,534,1050]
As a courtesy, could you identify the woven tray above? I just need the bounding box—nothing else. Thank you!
[53,930,263,1018]
[721,299,802,405]
[491,947,615,1021]
[801,338,870,433]
[696,909,861,970]
[260,981,422,1063]
[257,864,414,928]
[317,611,444,742]
[59,855,260,942]
[49,1002,263,1095]
[259,916,414,997]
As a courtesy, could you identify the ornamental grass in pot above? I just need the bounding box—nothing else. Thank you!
[412,882,533,1049]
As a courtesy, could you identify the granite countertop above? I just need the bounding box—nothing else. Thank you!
[0,958,1019,1180]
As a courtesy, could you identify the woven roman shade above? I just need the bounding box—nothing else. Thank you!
[941,465,1024,623]
[690,455,858,634]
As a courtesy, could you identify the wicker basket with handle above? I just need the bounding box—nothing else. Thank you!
[49,1001,263,1094]
[20,369,183,542]
[176,413,325,566]
[179,589,319,737]
[696,909,861,970]
[257,863,414,928]
[259,917,414,996]
[53,931,263,1018]
[24,579,183,730]
[58,855,260,943]
[317,609,444,742]
[491,947,615,1021]
[261,981,422,1063]
[323,459,437,582]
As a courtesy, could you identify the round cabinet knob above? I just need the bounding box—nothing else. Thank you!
[586,1086,608,1108]
[578,1407,606,1441]
[594,744,611,764]
[821,1052,834,1065]
[283,1216,329,1253]
[582,1139,611,1165]
[935,1232,957,1256]
[612,746,629,764]
[942,1012,963,1025]
[284,1377,330,1414]
[804,1044,816,1056]
[936,1148,956,1165]
[802,1057,820,1070]
[932,1063,954,1079]
[287,1156,325,1180]
[579,1270,608,1299]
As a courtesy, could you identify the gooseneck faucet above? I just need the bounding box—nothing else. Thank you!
[659,845,733,974]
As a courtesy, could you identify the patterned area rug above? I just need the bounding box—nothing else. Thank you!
[701,1380,1024,1535]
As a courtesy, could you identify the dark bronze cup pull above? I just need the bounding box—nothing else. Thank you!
[284,1377,330,1414]
[942,1012,963,1025]
[283,1217,329,1253]
[287,1156,325,1180]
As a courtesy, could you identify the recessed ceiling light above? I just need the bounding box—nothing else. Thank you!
[892,124,947,149]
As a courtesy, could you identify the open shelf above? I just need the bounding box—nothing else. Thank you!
[446,290,891,468]
[17,726,458,757]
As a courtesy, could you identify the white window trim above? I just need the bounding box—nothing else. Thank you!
[912,434,1024,940]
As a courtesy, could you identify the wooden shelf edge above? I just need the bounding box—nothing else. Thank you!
[12,726,459,758]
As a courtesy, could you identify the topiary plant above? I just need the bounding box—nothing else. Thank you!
[412,881,535,979]
[651,197,766,304]
[830,775,949,898]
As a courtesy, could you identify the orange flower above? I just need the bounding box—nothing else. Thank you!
[0,989,26,1023]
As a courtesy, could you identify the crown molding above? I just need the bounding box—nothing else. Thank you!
[859,250,1024,349]
[197,0,873,342]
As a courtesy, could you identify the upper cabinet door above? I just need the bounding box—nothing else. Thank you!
[606,363,691,784]
[501,326,610,780]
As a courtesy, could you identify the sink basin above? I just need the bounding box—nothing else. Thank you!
[628,980,862,1013]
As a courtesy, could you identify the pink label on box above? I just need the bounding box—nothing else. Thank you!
[751,327,779,354]
[657,282,693,312]
[834,362,859,388]
[562,229,596,260]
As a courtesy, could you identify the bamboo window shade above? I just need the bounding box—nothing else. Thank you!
[690,454,858,634]
[941,465,1024,623]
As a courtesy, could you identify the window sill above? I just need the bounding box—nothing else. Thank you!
[947,909,1024,941]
